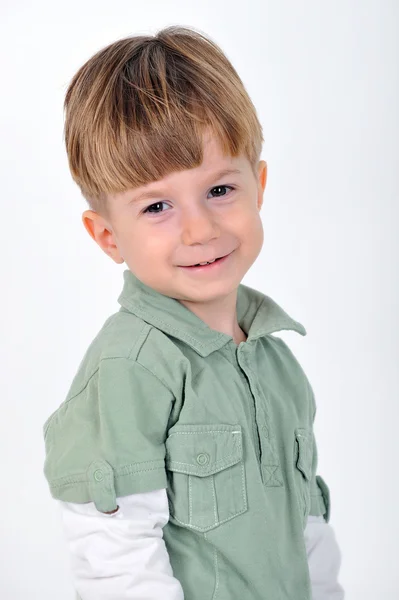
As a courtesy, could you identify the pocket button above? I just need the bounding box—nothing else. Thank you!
[196,453,210,465]
[94,469,104,482]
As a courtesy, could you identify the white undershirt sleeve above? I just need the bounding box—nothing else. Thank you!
[304,514,345,599]
[58,487,344,600]
[57,488,184,600]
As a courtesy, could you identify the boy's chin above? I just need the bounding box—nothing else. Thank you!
[172,278,241,303]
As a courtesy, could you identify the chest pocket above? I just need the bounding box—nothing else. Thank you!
[293,427,313,520]
[165,423,247,532]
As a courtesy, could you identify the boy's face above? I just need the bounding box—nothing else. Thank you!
[83,131,267,304]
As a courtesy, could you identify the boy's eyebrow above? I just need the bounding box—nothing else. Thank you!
[127,168,242,205]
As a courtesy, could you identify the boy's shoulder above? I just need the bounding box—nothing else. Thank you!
[43,308,183,431]
[42,307,180,509]
[78,305,184,376]
[83,307,169,363]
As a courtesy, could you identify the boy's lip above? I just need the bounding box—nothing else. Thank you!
[177,250,234,272]
[178,250,232,267]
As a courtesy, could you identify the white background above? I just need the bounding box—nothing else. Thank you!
[1,1,398,598]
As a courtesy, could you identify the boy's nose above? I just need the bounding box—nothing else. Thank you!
[180,207,220,246]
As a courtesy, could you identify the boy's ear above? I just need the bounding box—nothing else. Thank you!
[257,160,267,211]
[82,210,125,264]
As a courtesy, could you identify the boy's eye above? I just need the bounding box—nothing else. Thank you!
[143,201,169,215]
[209,185,235,198]
[142,185,235,215]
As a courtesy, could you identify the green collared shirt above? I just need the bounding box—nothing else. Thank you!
[43,269,330,600]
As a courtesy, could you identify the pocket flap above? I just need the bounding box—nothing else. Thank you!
[295,427,313,481]
[165,423,243,477]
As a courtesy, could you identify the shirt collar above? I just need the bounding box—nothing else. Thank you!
[117,269,306,357]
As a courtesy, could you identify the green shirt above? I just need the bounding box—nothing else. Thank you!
[43,268,330,600]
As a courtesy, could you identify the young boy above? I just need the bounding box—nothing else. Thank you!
[42,25,345,600]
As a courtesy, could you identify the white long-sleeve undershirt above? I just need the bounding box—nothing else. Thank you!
[57,488,344,599]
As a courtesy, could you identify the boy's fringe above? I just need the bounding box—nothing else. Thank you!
[64,25,264,216]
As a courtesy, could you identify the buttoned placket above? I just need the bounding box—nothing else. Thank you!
[227,339,283,488]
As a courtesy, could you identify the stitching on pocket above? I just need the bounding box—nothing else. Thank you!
[173,503,248,532]
[169,450,240,470]
[168,430,242,436]
[211,474,218,524]
[167,426,247,532]
[295,428,312,481]
[166,425,243,477]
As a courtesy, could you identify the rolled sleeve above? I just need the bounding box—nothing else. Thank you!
[307,386,331,523]
[43,358,175,512]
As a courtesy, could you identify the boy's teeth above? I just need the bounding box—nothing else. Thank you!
[198,259,216,266]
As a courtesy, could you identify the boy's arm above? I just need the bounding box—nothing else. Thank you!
[304,514,345,599]
[306,385,345,599]
[57,488,184,600]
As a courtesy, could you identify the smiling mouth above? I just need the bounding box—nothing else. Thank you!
[182,253,229,267]
[191,255,224,267]
[178,251,232,268]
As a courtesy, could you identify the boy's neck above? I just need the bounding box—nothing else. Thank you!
[178,288,247,346]
[233,327,248,346]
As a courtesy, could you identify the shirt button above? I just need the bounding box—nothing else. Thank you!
[196,453,210,465]
[94,469,104,482]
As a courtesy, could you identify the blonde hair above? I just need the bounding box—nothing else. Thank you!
[64,25,264,216]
